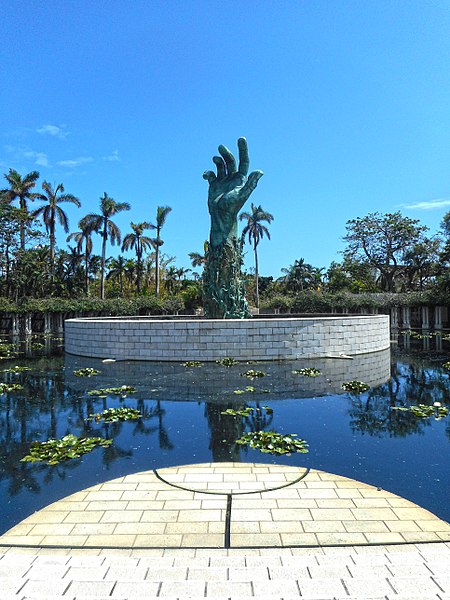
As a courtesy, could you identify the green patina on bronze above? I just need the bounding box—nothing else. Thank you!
[202,137,263,318]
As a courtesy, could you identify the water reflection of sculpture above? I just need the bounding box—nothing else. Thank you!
[202,138,263,318]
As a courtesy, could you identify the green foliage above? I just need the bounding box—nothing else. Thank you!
[221,407,254,417]
[21,434,112,465]
[392,403,449,419]
[234,386,256,394]
[241,369,265,378]
[87,385,136,398]
[341,380,370,393]
[73,367,100,377]
[216,357,239,367]
[89,407,142,423]
[0,382,23,393]
[236,430,309,455]
[1,366,31,373]
[0,342,18,359]
[182,361,203,367]
[442,362,450,371]
[293,367,321,377]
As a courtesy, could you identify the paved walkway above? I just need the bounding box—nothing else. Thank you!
[0,463,449,598]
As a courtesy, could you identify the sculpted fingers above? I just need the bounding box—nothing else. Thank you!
[213,156,226,179]
[241,170,263,200]
[237,137,249,176]
[218,144,237,175]
[203,170,216,183]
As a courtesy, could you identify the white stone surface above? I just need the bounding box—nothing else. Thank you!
[65,315,390,361]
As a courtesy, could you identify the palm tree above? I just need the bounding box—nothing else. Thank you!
[188,251,206,268]
[34,181,81,279]
[1,169,40,250]
[67,218,94,295]
[149,205,172,298]
[121,222,154,293]
[83,193,130,299]
[106,255,128,294]
[239,203,274,309]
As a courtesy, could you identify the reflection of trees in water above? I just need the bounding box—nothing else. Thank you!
[348,358,450,438]
[0,362,174,494]
[204,401,273,461]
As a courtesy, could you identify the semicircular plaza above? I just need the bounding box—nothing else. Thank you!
[1,463,449,550]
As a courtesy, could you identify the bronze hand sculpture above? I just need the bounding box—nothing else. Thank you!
[202,138,263,318]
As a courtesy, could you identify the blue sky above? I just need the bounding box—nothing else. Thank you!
[1,0,449,277]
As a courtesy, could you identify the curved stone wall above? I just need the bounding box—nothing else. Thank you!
[65,315,390,361]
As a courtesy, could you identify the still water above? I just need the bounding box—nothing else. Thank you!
[0,346,449,535]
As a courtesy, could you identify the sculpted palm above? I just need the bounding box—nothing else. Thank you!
[149,206,172,298]
[122,222,154,293]
[34,182,81,279]
[1,169,40,250]
[240,203,273,309]
[83,193,130,299]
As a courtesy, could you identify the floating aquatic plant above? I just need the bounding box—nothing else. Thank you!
[182,361,203,367]
[1,366,31,373]
[442,362,450,371]
[0,382,23,393]
[236,430,309,455]
[89,407,142,423]
[30,342,44,351]
[0,343,18,360]
[262,406,273,415]
[293,368,321,377]
[21,434,112,465]
[221,407,254,417]
[87,385,136,398]
[392,403,449,419]
[341,380,370,393]
[233,386,270,394]
[73,368,101,377]
[241,369,265,378]
[216,357,239,367]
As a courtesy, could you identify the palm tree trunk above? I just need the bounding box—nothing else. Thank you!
[254,239,260,310]
[49,219,55,282]
[136,244,142,294]
[19,198,26,251]
[85,248,89,296]
[100,227,107,300]
[155,243,160,298]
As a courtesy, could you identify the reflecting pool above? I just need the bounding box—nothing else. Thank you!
[0,347,449,535]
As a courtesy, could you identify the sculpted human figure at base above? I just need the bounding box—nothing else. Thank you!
[202,138,263,318]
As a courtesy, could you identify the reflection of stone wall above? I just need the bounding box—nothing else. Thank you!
[65,315,390,361]
[64,348,391,401]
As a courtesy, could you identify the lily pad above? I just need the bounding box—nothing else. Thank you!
[221,407,254,417]
[1,366,32,373]
[292,367,321,377]
[89,407,142,423]
[74,368,101,377]
[182,361,203,367]
[241,370,265,378]
[0,383,23,393]
[392,404,449,418]
[87,385,136,397]
[236,430,309,455]
[341,380,370,393]
[21,434,112,465]
[216,357,239,367]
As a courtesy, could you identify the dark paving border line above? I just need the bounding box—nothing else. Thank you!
[224,495,232,549]
[152,467,310,496]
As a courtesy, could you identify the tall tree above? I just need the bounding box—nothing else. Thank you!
[67,218,94,295]
[188,251,206,268]
[121,222,154,293]
[1,169,40,250]
[83,193,130,299]
[239,203,273,309]
[149,205,172,298]
[34,182,81,279]
[343,212,428,292]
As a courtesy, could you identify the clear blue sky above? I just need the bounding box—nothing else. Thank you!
[1,0,449,277]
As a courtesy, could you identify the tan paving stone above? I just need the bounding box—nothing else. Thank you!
[63,511,105,523]
[259,521,304,534]
[177,509,223,522]
[232,533,282,547]
[125,500,165,510]
[85,501,128,511]
[100,510,143,523]
[343,520,389,533]
[24,511,69,524]
[303,521,347,533]
[230,522,261,534]
[316,532,367,545]
[71,523,116,536]
[415,519,450,531]
[114,522,166,535]
[363,532,406,544]
[134,534,182,547]
[85,534,136,547]
[29,523,75,536]
[310,508,354,520]
[45,501,89,511]
[120,490,158,500]
[385,520,422,532]
[181,534,223,547]
[270,508,312,521]
[84,491,124,502]
[141,510,179,523]
[164,522,209,534]
[41,534,88,546]
[351,507,399,520]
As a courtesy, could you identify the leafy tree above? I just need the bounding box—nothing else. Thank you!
[67,218,95,295]
[402,237,441,290]
[121,222,154,293]
[83,193,130,299]
[149,206,172,298]
[106,255,129,294]
[343,212,428,292]
[33,182,81,280]
[188,251,206,268]
[240,203,273,308]
[1,169,40,250]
